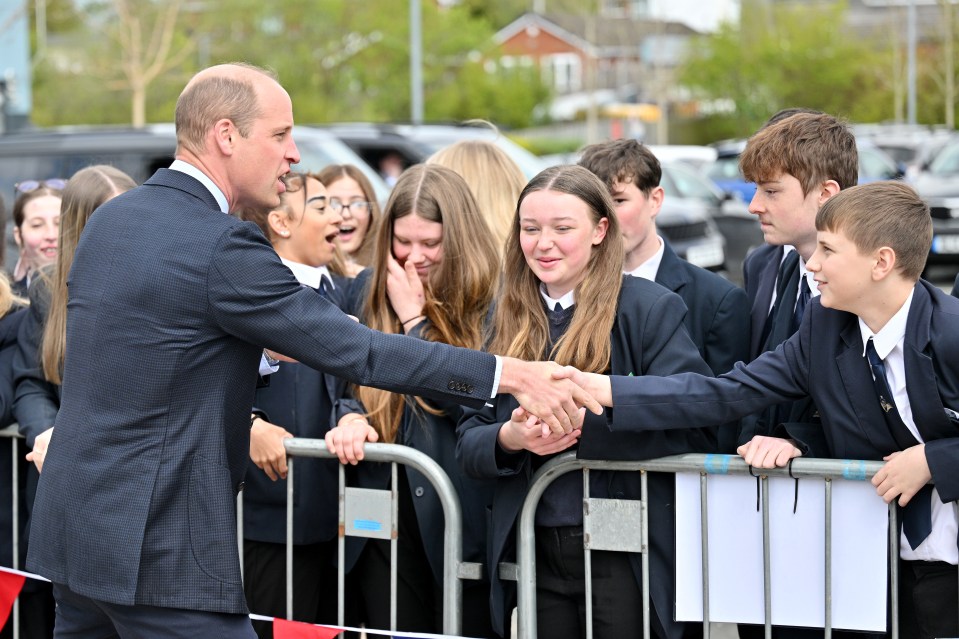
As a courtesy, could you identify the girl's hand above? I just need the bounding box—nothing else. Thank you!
[326,413,379,465]
[386,254,425,324]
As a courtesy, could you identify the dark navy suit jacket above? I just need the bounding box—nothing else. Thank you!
[654,241,749,377]
[26,169,497,615]
[951,273,958,299]
[242,274,349,547]
[457,276,718,639]
[0,306,26,569]
[605,281,959,503]
[742,244,785,360]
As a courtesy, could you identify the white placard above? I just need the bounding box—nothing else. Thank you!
[675,473,888,631]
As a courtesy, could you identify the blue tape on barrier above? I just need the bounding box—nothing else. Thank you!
[841,460,867,481]
[704,454,730,474]
[353,519,383,532]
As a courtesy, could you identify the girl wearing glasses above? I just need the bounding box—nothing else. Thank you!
[456,165,717,639]
[317,165,381,277]
[10,179,66,296]
[325,165,499,637]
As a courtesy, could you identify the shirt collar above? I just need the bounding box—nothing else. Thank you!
[280,258,334,290]
[797,255,820,298]
[540,284,575,310]
[169,160,229,213]
[624,235,665,281]
[859,288,914,359]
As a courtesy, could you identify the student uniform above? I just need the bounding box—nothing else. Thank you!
[242,262,349,639]
[602,280,959,639]
[457,276,718,639]
[335,268,497,637]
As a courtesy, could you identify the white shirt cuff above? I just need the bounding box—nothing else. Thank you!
[259,353,279,376]
[491,355,503,398]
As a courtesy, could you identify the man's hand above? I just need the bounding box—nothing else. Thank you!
[737,435,802,469]
[26,426,54,473]
[265,349,298,364]
[250,418,293,481]
[552,366,612,407]
[499,359,602,436]
[872,444,931,506]
[325,413,378,465]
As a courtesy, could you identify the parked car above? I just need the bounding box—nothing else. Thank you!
[645,145,717,171]
[660,161,763,283]
[0,125,389,272]
[911,137,959,263]
[318,122,548,180]
[705,139,755,203]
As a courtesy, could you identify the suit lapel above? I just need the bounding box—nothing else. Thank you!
[653,242,690,296]
[749,246,784,357]
[904,283,956,442]
[835,317,899,454]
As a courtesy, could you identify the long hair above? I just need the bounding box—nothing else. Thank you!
[316,164,381,275]
[41,166,137,384]
[356,164,499,442]
[488,165,623,373]
[427,140,526,256]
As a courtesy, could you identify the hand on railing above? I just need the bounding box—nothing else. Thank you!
[737,435,802,469]
[26,426,54,473]
[872,444,930,506]
[250,417,293,481]
[497,406,583,455]
[325,413,378,465]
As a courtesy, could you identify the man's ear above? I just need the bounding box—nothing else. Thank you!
[648,186,665,220]
[817,180,841,207]
[213,119,235,156]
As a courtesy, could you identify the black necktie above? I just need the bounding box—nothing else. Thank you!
[318,276,332,299]
[793,274,811,331]
[865,338,933,549]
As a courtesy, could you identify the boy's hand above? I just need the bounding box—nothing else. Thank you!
[737,435,802,468]
[872,444,931,506]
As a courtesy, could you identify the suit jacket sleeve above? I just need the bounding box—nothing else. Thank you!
[206,223,496,408]
[12,282,59,447]
[608,310,813,433]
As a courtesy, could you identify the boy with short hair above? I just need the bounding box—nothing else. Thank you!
[565,181,959,639]
[738,113,858,451]
[578,139,749,379]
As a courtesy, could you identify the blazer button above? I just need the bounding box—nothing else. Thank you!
[466,384,474,394]
[414,487,425,497]
[447,381,456,391]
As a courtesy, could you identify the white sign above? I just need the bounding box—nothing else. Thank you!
[675,473,888,631]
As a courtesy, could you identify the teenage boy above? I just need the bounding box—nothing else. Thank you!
[738,112,858,450]
[578,140,749,378]
[561,181,959,639]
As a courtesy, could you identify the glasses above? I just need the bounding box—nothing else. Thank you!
[15,179,67,195]
[328,198,370,214]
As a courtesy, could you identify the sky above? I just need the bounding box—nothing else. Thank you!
[648,0,739,33]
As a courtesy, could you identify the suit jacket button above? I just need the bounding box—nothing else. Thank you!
[466,384,474,394]
[414,487,425,497]
[447,381,456,390]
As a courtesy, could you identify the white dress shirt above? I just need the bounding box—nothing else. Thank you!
[624,236,665,282]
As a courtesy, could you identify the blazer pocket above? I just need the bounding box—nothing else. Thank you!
[189,454,242,585]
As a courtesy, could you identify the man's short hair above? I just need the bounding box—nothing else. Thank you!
[578,139,661,195]
[816,181,931,281]
[174,63,277,155]
[740,112,858,194]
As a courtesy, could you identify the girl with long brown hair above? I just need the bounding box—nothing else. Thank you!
[457,165,718,639]
[325,164,500,636]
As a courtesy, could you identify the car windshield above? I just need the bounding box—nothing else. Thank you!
[928,143,959,176]
[706,156,743,181]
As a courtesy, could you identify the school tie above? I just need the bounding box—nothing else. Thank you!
[865,338,933,549]
[793,273,811,332]
[317,276,332,299]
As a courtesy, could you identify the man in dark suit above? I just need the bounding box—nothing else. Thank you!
[738,112,858,454]
[565,182,959,639]
[24,63,598,637]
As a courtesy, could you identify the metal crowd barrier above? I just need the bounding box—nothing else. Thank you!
[0,424,22,639]
[236,437,483,636]
[508,452,908,639]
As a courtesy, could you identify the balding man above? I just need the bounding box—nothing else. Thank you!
[25,63,597,637]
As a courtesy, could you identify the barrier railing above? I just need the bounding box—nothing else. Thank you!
[0,424,22,639]
[508,452,901,639]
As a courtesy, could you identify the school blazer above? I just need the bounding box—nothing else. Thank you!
[742,244,785,360]
[26,169,497,615]
[605,280,959,503]
[655,241,749,376]
[336,268,496,587]
[457,276,718,639]
[243,274,349,547]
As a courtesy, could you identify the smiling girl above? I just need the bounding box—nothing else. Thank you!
[456,165,718,639]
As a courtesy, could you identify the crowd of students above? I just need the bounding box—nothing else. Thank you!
[1,104,958,639]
